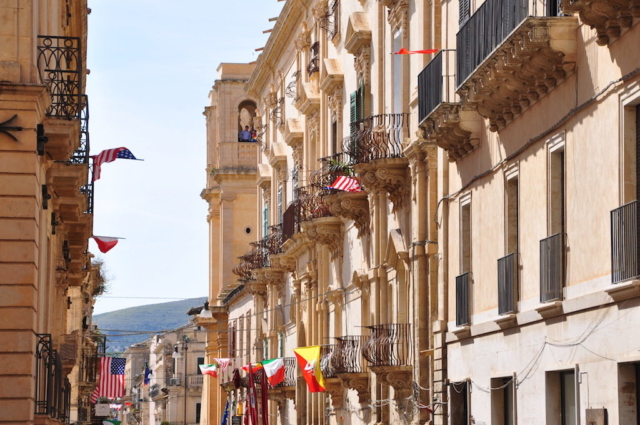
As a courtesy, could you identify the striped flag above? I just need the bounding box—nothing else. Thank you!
[327,176,361,192]
[90,357,126,403]
[92,147,137,181]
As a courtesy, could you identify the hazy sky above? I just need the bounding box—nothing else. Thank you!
[88,0,284,315]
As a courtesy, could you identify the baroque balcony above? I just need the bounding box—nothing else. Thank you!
[456,0,578,132]
[331,335,370,403]
[561,0,640,45]
[346,114,410,211]
[363,324,413,397]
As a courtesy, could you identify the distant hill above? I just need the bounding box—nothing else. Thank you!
[93,297,208,354]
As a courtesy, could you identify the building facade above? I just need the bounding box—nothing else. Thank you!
[200,0,640,424]
[0,1,98,424]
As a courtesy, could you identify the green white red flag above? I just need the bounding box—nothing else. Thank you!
[293,346,325,392]
[199,364,218,377]
[261,358,285,387]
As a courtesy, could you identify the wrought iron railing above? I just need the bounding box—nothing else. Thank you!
[611,201,640,283]
[188,374,204,387]
[456,0,528,87]
[345,113,409,164]
[320,345,337,378]
[232,225,285,279]
[37,36,84,119]
[331,335,368,374]
[418,50,457,123]
[362,323,411,367]
[35,334,71,422]
[77,346,99,385]
[540,233,565,302]
[307,42,320,75]
[285,70,300,100]
[456,272,471,326]
[274,357,297,388]
[319,0,340,40]
[315,152,357,194]
[497,253,518,315]
[149,384,160,398]
[69,95,91,164]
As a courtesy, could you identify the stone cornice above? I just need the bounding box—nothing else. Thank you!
[345,13,372,55]
[246,0,305,97]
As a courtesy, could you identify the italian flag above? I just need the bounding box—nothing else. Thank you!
[262,358,285,387]
[199,364,218,377]
[294,346,325,392]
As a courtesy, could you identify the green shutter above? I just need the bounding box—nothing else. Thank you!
[357,80,365,121]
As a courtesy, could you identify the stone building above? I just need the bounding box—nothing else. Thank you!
[0,1,98,424]
[419,0,640,422]
[199,0,640,424]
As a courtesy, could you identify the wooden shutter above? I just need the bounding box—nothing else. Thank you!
[459,0,470,24]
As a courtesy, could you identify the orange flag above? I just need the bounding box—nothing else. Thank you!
[393,48,439,54]
[293,346,325,392]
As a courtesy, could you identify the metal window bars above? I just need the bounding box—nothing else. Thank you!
[497,253,518,315]
[540,233,565,302]
[611,201,640,283]
[455,272,471,326]
[37,36,84,120]
[35,334,72,422]
[344,113,409,164]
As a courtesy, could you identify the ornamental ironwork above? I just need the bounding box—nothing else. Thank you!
[319,0,340,40]
[307,42,320,76]
[285,71,300,99]
[345,113,409,164]
[35,334,72,422]
[37,36,84,119]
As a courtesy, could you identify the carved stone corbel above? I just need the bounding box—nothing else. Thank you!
[356,159,409,212]
[323,192,370,236]
[325,378,345,409]
[370,366,413,400]
[338,373,370,404]
[303,217,343,259]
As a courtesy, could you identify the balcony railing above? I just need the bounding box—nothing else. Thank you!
[320,345,337,379]
[35,334,71,422]
[216,141,258,171]
[188,374,204,387]
[307,42,320,75]
[77,346,98,385]
[285,185,333,233]
[540,233,565,302]
[456,0,528,87]
[345,113,409,164]
[37,36,84,119]
[611,201,640,283]
[331,335,368,374]
[274,357,297,388]
[456,272,471,326]
[315,152,357,193]
[418,50,457,123]
[362,323,411,367]
[232,225,285,280]
[497,253,518,315]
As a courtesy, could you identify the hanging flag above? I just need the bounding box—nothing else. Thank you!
[261,358,285,387]
[260,368,269,425]
[242,363,264,373]
[92,147,138,181]
[143,362,152,385]
[90,357,126,403]
[220,399,230,425]
[393,48,439,54]
[91,236,121,253]
[247,367,259,425]
[199,364,219,377]
[212,358,231,374]
[293,346,325,393]
[326,176,362,192]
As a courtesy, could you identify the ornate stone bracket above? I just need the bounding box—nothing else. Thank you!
[458,17,578,132]
[269,254,296,273]
[338,373,370,404]
[355,158,409,212]
[370,366,413,399]
[245,281,268,297]
[420,103,482,162]
[302,217,343,259]
[323,192,370,236]
[562,0,640,45]
[325,378,346,409]
[253,269,286,292]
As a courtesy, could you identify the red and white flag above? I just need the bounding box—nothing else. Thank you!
[92,147,137,181]
[393,48,439,54]
[90,357,126,403]
[327,176,362,192]
[92,236,120,253]
[212,358,230,374]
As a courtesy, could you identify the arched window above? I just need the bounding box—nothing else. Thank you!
[238,100,257,141]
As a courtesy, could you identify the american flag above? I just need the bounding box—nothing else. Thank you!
[326,176,362,192]
[92,147,137,181]
[90,357,126,403]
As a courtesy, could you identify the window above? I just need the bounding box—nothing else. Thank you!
[228,323,236,358]
[263,338,269,360]
[331,120,338,155]
[491,377,515,425]
[392,29,403,113]
[196,402,201,423]
[459,0,470,24]
[277,184,283,224]
[450,380,470,425]
[262,202,269,238]
[461,196,472,273]
[499,171,519,314]
[350,80,366,131]
[196,357,204,375]
[278,331,285,357]
[546,370,577,425]
[245,312,252,363]
[618,362,640,423]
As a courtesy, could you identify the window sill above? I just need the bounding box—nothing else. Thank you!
[605,279,640,301]
[534,300,563,318]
